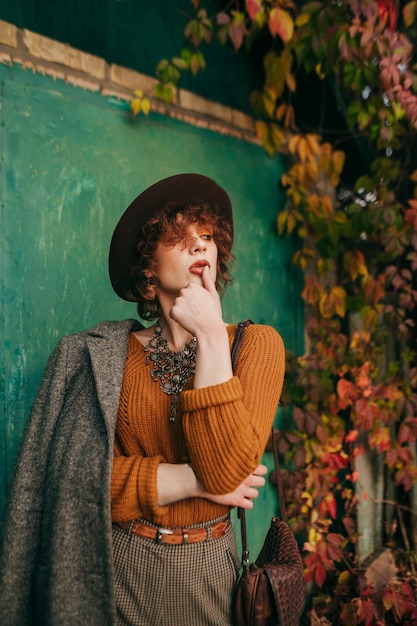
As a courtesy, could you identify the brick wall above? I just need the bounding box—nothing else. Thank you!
[0,19,258,143]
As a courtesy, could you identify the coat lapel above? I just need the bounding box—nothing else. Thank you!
[85,319,141,439]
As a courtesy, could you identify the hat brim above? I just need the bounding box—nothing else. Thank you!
[108,173,233,301]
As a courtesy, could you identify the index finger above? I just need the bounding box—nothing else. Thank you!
[201,264,217,292]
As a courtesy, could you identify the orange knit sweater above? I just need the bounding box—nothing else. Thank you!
[111,323,285,527]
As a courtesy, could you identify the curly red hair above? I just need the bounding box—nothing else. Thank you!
[128,201,234,320]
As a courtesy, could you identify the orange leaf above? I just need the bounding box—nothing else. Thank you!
[306,134,322,157]
[332,150,346,174]
[268,7,294,42]
[318,286,347,319]
[343,250,368,282]
[337,379,356,408]
[345,430,359,443]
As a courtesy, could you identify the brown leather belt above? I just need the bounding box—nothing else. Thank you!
[117,518,231,545]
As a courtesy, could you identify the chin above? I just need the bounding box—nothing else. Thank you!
[188,275,203,285]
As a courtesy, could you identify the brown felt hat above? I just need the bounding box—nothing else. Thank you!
[108,173,233,301]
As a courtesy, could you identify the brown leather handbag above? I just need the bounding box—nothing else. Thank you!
[231,321,305,626]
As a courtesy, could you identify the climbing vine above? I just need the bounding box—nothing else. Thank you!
[134,1,417,623]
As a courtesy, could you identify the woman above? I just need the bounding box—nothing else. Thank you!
[0,173,285,626]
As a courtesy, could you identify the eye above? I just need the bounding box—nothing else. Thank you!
[200,232,213,241]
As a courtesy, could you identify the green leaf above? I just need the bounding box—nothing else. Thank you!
[403,1,417,28]
[154,82,175,104]
[261,91,276,118]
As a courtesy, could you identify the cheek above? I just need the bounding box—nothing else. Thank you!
[211,247,219,268]
[153,253,183,282]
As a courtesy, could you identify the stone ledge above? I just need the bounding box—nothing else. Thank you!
[22,30,106,79]
[0,19,259,143]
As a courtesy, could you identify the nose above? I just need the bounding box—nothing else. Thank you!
[190,236,206,254]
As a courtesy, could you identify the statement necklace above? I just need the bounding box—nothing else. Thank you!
[144,323,197,422]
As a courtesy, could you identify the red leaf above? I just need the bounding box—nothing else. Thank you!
[216,12,230,25]
[292,406,304,431]
[328,494,337,519]
[315,560,327,587]
[356,596,376,626]
[378,0,399,31]
[294,446,306,468]
[342,516,356,536]
[228,13,248,52]
[245,0,263,21]
[398,423,410,445]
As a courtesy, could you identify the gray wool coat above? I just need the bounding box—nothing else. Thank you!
[0,318,142,626]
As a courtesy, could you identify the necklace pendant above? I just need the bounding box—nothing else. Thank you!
[144,321,196,423]
[170,396,179,422]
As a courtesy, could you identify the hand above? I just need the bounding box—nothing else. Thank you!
[169,266,223,337]
[198,464,268,510]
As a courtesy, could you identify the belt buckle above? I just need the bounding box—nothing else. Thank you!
[155,527,173,544]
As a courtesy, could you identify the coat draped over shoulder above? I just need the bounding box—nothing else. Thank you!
[0,319,141,626]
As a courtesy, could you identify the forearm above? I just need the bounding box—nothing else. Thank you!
[193,323,233,388]
[182,325,286,494]
[157,462,267,509]
[157,462,199,506]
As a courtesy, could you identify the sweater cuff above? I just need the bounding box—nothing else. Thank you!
[180,376,243,411]
[137,455,169,520]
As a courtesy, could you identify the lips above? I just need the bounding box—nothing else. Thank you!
[189,260,210,275]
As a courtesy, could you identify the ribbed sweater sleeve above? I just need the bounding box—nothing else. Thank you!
[111,453,168,522]
[180,324,284,494]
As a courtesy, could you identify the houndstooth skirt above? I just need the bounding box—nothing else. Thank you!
[112,515,240,626]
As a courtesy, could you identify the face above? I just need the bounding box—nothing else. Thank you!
[150,222,218,297]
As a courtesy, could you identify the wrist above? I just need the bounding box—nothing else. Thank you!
[194,322,228,349]
[185,463,203,498]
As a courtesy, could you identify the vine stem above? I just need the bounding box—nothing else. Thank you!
[373,498,417,576]
[372,498,417,516]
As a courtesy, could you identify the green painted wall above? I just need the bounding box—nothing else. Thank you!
[0,63,303,553]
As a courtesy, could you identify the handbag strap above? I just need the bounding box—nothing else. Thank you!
[231,320,288,568]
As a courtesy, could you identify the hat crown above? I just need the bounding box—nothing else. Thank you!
[108,173,233,301]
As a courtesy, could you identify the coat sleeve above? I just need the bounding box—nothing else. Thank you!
[0,338,68,626]
[180,324,285,494]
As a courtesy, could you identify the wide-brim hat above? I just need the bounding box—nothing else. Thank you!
[109,173,233,301]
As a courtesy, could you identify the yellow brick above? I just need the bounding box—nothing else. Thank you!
[22,29,105,79]
[110,64,157,94]
[0,20,18,48]
[231,109,255,134]
[67,48,106,79]
[178,89,233,125]
[23,30,68,64]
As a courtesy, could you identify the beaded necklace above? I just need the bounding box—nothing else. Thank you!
[144,323,197,422]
